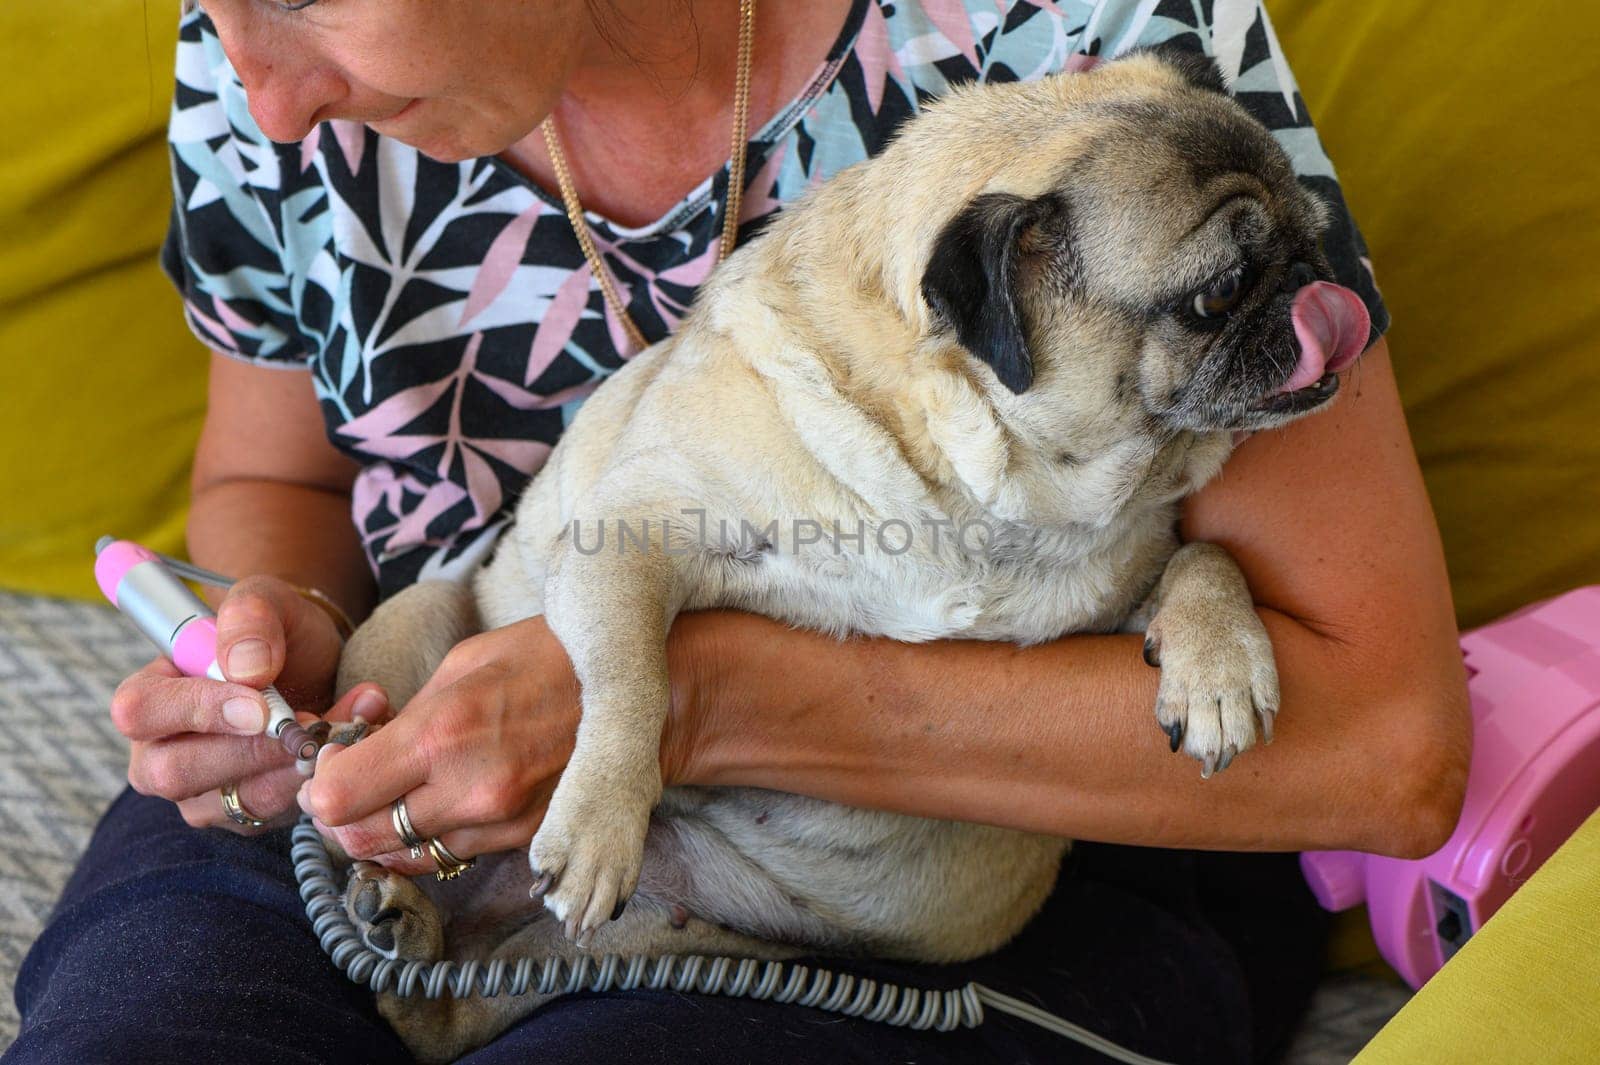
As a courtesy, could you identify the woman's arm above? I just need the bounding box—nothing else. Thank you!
[189,353,375,620]
[667,338,1472,859]
[110,353,386,832]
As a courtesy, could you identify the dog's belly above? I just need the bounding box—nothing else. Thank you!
[640,788,1066,962]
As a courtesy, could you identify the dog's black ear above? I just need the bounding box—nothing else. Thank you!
[1134,41,1230,96]
[920,193,1048,394]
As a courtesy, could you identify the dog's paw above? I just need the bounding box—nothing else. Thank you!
[306,719,373,749]
[1144,607,1278,777]
[345,861,444,962]
[527,789,650,946]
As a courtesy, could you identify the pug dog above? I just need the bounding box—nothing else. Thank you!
[331,45,1371,1062]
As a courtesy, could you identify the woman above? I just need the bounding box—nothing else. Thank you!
[9,1,1469,1062]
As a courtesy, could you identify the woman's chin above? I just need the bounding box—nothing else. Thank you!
[414,141,477,164]
[394,127,512,165]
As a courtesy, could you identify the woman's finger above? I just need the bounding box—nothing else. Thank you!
[317,800,548,877]
[302,729,552,859]
[214,576,299,687]
[110,656,272,742]
[129,732,295,802]
[214,576,344,709]
[324,682,393,728]
[175,764,305,834]
[299,700,432,828]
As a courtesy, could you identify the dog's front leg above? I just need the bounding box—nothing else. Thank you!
[1140,542,1279,777]
[531,508,685,944]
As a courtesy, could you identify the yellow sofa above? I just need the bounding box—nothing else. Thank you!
[0,4,204,598]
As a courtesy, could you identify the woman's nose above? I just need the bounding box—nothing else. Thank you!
[214,22,346,143]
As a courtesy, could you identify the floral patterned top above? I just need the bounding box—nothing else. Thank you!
[163,0,1386,599]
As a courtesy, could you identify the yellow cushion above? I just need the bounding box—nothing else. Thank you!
[1268,0,1600,631]
[0,3,207,599]
[1353,809,1600,1063]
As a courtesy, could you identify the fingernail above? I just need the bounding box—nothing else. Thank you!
[352,690,386,723]
[297,782,313,813]
[227,639,271,680]
[223,697,266,734]
[316,742,339,768]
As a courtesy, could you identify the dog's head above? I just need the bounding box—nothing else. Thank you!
[916,46,1370,436]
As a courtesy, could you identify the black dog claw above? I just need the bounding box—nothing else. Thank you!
[1165,720,1184,753]
[1142,637,1160,667]
[611,899,628,922]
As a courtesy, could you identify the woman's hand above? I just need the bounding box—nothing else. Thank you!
[111,575,382,832]
[299,616,585,875]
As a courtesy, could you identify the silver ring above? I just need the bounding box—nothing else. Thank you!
[221,782,267,828]
[391,796,425,860]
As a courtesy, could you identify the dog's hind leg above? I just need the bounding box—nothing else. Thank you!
[346,860,446,961]
[335,579,482,707]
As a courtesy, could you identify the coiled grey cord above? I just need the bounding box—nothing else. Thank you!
[292,817,1180,1064]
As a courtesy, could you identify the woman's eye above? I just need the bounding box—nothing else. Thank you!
[1192,268,1246,318]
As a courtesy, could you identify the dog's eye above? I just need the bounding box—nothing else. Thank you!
[1192,268,1246,318]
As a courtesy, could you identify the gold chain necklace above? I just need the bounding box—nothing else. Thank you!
[540,0,757,353]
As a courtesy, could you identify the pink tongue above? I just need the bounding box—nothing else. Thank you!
[1279,282,1372,393]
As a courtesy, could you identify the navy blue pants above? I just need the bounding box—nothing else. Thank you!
[9,788,1329,1064]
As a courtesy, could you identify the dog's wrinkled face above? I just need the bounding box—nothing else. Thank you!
[920,47,1370,435]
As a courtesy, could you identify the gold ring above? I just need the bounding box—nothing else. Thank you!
[391,797,425,860]
[221,782,267,828]
[426,837,475,882]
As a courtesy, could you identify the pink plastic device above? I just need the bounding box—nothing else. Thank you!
[1300,585,1600,988]
[93,537,317,761]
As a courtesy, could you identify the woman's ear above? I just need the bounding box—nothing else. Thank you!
[920,193,1050,394]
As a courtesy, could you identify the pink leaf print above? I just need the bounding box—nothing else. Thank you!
[330,120,366,176]
[856,1,908,115]
[460,201,549,329]
[212,294,256,336]
[603,293,643,358]
[353,464,467,555]
[336,374,457,457]
[469,438,552,474]
[388,479,468,551]
[524,263,593,386]
[473,371,599,412]
[657,240,723,287]
[459,446,504,526]
[300,125,321,173]
[923,0,979,67]
[186,300,234,349]
[738,141,790,223]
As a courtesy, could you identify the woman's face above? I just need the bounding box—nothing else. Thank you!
[200,0,596,162]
